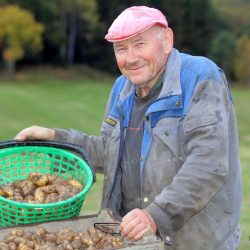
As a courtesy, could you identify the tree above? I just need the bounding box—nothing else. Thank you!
[211,0,250,36]
[2,0,99,66]
[208,31,236,78]
[234,35,250,86]
[0,5,44,80]
[55,0,99,65]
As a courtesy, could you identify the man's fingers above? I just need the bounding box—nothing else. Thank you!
[120,209,157,241]
[120,216,141,237]
[132,226,153,241]
[121,221,153,241]
[15,127,34,141]
[14,126,55,141]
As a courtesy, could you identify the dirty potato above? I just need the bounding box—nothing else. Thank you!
[8,196,24,202]
[1,186,14,197]
[47,174,58,184]
[28,173,48,187]
[1,173,83,204]
[0,226,125,250]
[21,182,36,197]
[67,179,83,190]
[0,188,4,197]
[9,229,25,237]
[45,193,58,203]
[0,242,9,250]
[34,188,45,204]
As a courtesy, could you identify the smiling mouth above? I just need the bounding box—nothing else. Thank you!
[129,65,145,71]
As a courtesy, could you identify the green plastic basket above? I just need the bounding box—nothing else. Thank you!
[0,140,95,227]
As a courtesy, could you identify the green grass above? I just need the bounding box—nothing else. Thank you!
[232,88,250,250]
[0,67,249,249]
[0,66,114,216]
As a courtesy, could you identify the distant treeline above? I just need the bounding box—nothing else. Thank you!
[0,0,249,84]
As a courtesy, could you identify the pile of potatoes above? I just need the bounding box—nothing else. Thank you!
[0,227,124,250]
[0,172,84,204]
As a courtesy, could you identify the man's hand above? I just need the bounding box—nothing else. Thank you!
[15,125,55,141]
[120,208,157,241]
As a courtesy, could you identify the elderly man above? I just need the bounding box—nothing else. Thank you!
[15,6,242,250]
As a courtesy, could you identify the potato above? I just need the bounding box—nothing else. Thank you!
[55,185,69,195]
[42,243,57,250]
[71,238,82,249]
[34,188,45,204]
[95,238,106,249]
[0,225,125,250]
[40,185,57,194]
[21,182,36,197]
[28,173,48,187]
[12,180,25,189]
[26,241,36,249]
[24,233,35,242]
[12,236,26,245]
[14,188,23,197]
[57,193,73,202]
[80,236,94,247]
[2,186,14,197]
[111,237,124,248]
[27,200,36,204]
[51,177,68,186]
[8,196,24,202]
[1,173,85,205]
[0,188,4,197]
[17,180,30,190]
[45,193,58,203]
[56,228,75,243]
[56,245,64,250]
[0,242,9,250]
[67,179,83,190]
[9,229,25,237]
[62,240,73,250]
[86,246,95,250]
[8,241,17,250]
[44,234,57,243]
[35,174,49,187]
[34,227,47,238]
[24,195,35,203]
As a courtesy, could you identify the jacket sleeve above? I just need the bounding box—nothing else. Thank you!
[54,76,127,173]
[145,77,232,244]
[54,128,107,173]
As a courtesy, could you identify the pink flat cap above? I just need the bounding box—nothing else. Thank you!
[105,6,168,42]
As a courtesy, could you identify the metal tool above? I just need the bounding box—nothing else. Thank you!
[94,222,121,235]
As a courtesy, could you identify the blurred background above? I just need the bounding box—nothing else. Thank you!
[0,0,249,83]
[0,0,249,249]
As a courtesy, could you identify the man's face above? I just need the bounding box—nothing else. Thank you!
[113,26,173,93]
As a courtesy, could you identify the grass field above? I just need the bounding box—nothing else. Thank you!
[0,67,249,249]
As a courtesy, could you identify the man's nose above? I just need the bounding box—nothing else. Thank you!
[126,48,139,64]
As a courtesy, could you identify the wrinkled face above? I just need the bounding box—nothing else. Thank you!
[113,26,173,95]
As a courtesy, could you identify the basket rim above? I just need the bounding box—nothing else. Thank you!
[0,145,94,208]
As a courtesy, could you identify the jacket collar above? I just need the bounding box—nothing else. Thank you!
[159,48,182,98]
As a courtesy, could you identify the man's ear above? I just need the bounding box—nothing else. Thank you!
[163,28,174,54]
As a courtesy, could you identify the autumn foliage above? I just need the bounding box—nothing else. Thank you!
[0,5,44,79]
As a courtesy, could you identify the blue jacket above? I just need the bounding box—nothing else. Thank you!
[55,48,242,249]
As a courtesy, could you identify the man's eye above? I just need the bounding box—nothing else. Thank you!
[137,42,145,47]
[115,48,126,53]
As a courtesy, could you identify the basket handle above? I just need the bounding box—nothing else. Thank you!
[0,140,96,182]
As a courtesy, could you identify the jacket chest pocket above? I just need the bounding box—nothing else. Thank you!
[152,118,183,161]
[143,118,184,191]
